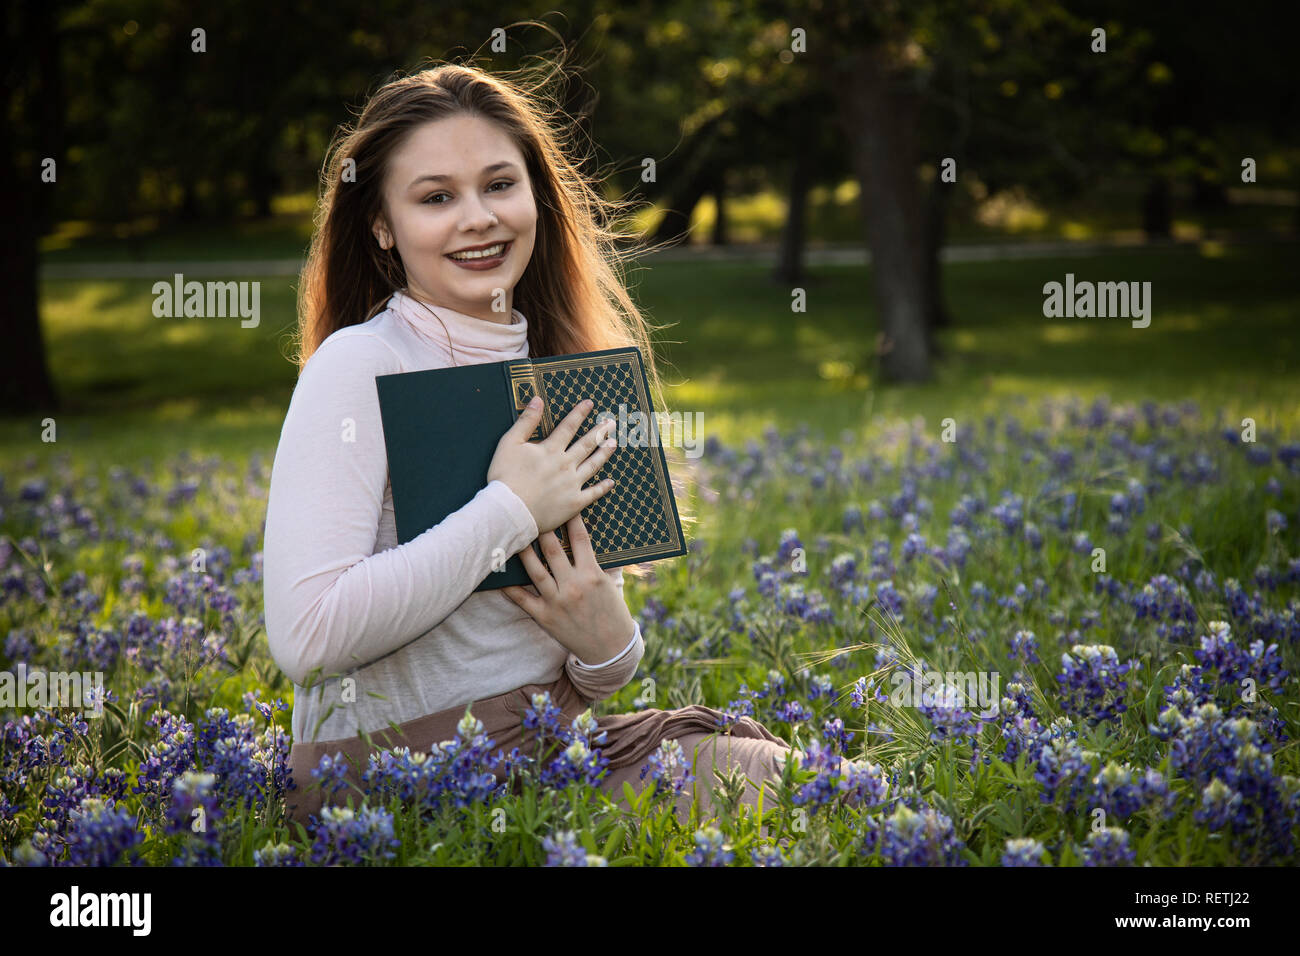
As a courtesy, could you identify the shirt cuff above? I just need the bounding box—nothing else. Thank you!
[570,621,641,670]
[485,478,539,547]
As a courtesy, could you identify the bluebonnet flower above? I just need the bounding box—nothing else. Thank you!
[860,804,967,866]
[842,506,864,535]
[792,743,888,810]
[777,583,834,623]
[1221,578,1260,621]
[915,679,985,747]
[1132,574,1199,641]
[875,580,905,621]
[752,558,780,598]
[752,671,786,701]
[714,684,756,731]
[639,738,695,798]
[194,707,266,811]
[822,717,855,755]
[1056,644,1136,723]
[166,771,223,866]
[1190,620,1288,709]
[807,673,835,701]
[362,747,437,807]
[540,737,609,789]
[1150,698,1299,860]
[775,699,813,725]
[61,797,142,866]
[433,720,508,808]
[1026,717,1099,808]
[828,554,858,594]
[1001,837,1046,867]
[541,829,606,867]
[1245,445,1272,466]
[1000,680,1036,721]
[1195,778,1247,832]
[1010,630,1040,664]
[133,709,197,804]
[253,841,304,866]
[1080,827,1135,866]
[1089,762,1176,821]
[850,675,889,709]
[521,692,569,756]
[751,844,785,867]
[997,582,1030,614]
[310,805,400,866]
[990,493,1024,536]
[776,529,804,568]
[685,827,734,867]
[942,527,972,570]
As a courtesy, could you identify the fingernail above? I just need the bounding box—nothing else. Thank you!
[528,396,541,409]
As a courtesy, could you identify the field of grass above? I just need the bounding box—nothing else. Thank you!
[2,240,1298,865]
[7,243,1298,466]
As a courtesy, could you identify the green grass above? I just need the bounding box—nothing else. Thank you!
[4,235,1299,867]
[6,243,1296,470]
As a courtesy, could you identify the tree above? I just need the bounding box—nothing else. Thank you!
[1,0,62,415]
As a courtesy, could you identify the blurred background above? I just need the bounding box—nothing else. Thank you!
[3,0,1297,460]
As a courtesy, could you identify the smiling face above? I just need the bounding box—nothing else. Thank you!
[372,113,537,324]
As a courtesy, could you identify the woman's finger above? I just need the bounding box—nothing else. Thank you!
[517,544,560,599]
[501,585,538,611]
[537,529,574,581]
[565,514,602,572]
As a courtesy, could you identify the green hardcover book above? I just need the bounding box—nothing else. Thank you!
[375,347,687,592]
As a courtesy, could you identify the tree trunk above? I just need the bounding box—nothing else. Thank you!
[650,168,714,247]
[922,178,952,359]
[1142,175,1172,238]
[0,0,61,415]
[650,115,725,247]
[832,45,931,382]
[710,170,728,245]
[774,140,812,286]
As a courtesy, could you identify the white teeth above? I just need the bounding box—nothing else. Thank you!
[449,243,506,260]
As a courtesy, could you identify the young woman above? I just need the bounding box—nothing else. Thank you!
[263,61,847,832]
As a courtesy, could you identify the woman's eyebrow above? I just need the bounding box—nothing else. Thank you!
[407,161,519,189]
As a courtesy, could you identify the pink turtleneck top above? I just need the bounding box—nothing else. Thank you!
[263,289,645,744]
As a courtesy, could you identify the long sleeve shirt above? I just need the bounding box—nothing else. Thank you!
[262,289,644,743]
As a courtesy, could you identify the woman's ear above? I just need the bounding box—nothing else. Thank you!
[372,215,393,250]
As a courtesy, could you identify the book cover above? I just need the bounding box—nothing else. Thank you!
[375,347,687,591]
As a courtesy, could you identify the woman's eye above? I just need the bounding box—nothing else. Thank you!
[422,181,513,205]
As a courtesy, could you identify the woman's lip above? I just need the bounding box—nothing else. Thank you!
[446,240,512,260]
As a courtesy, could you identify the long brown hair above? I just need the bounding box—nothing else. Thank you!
[293,51,696,569]
[295,56,673,392]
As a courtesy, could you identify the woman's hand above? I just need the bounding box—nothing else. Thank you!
[501,514,637,666]
[487,397,619,535]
